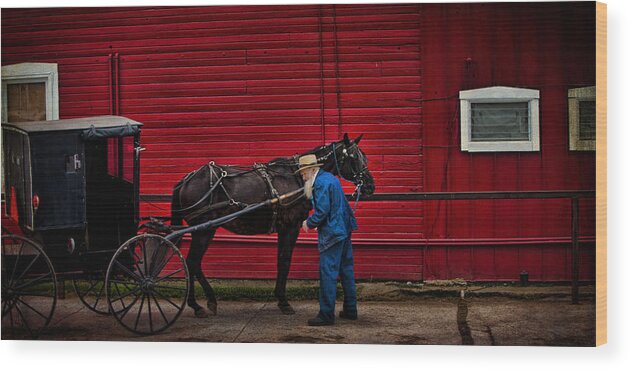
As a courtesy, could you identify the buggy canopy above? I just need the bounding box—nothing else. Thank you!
[3,115,142,139]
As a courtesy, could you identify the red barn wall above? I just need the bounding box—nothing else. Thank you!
[1,3,595,282]
[420,2,596,281]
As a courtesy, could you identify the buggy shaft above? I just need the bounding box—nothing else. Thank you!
[165,187,305,241]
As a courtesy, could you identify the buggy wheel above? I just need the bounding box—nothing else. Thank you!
[1,235,57,339]
[72,275,111,315]
[105,234,189,335]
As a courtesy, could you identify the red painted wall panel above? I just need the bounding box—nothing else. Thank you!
[2,3,595,282]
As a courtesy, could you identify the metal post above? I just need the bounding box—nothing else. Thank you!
[57,280,66,299]
[571,197,580,304]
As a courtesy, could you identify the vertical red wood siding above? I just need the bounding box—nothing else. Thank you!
[1,3,595,282]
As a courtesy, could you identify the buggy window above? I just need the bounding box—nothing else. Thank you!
[107,136,134,183]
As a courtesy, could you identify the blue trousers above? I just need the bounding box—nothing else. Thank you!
[317,237,357,323]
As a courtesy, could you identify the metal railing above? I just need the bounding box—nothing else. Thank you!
[142,189,596,304]
[352,190,595,304]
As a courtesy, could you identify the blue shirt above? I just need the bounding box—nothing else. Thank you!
[306,170,358,252]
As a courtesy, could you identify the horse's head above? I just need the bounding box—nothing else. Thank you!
[316,133,375,196]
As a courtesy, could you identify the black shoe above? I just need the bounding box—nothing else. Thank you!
[339,310,358,320]
[307,316,334,326]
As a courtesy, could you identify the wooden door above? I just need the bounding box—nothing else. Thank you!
[6,82,47,122]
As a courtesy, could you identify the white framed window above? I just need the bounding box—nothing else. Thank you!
[1,62,59,123]
[568,86,595,151]
[459,86,540,152]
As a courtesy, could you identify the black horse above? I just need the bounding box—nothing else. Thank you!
[170,134,375,318]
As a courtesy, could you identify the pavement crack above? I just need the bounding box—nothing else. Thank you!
[231,302,266,342]
[456,292,474,345]
[485,325,496,345]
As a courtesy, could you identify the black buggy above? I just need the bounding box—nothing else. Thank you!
[2,114,315,339]
[1,116,191,337]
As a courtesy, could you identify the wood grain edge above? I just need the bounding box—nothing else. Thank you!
[596,1,607,347]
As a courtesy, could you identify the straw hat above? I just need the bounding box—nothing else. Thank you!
[295,154,323,174]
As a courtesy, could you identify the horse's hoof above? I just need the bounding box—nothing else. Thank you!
[278,304,296,315]
[207,302,218,316]
[194,308,208,318]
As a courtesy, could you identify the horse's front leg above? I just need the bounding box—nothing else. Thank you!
[274,224,300,315]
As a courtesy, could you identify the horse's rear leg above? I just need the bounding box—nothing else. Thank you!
[187,230,217,318]
[274,225,300,315]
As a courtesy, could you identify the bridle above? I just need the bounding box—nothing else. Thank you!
[331,142,369,185]
[317,141,370,211]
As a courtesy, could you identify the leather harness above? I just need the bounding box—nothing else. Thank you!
[253,163,281,233]
[178,161,290,234]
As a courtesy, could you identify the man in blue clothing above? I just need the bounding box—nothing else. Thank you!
[297,154,358,326]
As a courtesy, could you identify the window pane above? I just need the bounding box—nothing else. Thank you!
[578,100,595,141]
[7,82,46,122]
[106,137,134,183]
[471,102,529,141]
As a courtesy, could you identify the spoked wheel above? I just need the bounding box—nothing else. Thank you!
[1,235,57,339]
[72,274,111,315]
[105,234,189,335]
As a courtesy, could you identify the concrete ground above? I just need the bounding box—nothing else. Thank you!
[2,282,596,346]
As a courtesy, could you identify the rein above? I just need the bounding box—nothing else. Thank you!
[352,183,362,213]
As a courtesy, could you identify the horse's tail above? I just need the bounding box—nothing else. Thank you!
[171,179,184,228]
